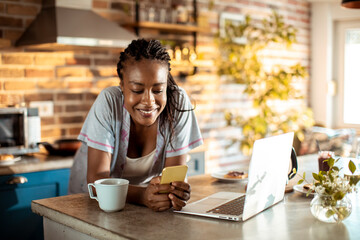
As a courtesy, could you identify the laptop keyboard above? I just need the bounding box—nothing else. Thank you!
[206,195,246,216]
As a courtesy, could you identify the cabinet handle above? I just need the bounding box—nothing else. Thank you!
[6,176,28,184]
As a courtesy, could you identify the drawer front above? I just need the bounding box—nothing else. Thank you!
[0,168,70,240]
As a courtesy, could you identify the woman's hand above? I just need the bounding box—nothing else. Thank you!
[142,176,173,212]
[169,181,191,211]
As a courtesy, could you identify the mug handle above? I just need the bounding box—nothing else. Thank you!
[288,147,298,180]
[88,183,98,201]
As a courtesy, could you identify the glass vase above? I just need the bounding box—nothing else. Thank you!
[310,194,352,223]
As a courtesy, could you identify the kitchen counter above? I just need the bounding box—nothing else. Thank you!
[31,155,360,240]
[0,154,73,175]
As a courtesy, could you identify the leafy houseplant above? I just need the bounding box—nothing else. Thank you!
[297,158,359,223]
[216,11,314,155]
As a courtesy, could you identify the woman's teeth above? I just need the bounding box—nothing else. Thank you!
[139,109,155,114]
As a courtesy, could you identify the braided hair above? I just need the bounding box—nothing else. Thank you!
[117,39,189,149]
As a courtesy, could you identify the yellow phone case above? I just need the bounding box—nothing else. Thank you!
[160,165,188,185]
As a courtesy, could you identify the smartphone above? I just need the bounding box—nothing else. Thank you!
[159,165,188,193]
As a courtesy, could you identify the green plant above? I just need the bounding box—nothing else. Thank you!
[216,11,314,155]
[296,157,359,221]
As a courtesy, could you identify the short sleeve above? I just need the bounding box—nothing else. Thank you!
[165,88,203,157]
[78,89,117,154]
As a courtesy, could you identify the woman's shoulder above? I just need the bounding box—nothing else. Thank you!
[97,86,123,101]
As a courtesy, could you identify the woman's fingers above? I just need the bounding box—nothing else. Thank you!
[171,181,191,193]
[169,193,187,210]
[169,187,190,201]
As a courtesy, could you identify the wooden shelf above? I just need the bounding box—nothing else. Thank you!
[123,21,210,34]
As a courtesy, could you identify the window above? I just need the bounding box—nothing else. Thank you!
[335,21,360,129]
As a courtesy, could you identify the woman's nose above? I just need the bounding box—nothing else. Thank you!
[142,90,155,104]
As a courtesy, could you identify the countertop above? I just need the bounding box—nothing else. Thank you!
[31,155,360,240]
[0,154,73,175]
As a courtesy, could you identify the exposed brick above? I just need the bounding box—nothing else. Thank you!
[41,128,63,138]
[93,0,108,9]
[94,58,116,66]
[3,29,22,41]
[56,93,82,101]
[53,105,63,113]
[26,68,54,78]
[69,127,81,135]
[2,54,33,65]
[0,94,23,106]
[6,3,39,16]
[0,68,24,78]
[68,81,93,89]
[40,117,56,125]
[37,80,66,89]
[4,80,36,90]
[56,67,86,77]
[96,79,119,89]
[65,104,92,112]
[58,116,84,124]
[0,16,23,28]
[34,55,66,65]
[66,57,91,65]
[24,93,54,102]
[84,92,98,101]
[87,67,117,77]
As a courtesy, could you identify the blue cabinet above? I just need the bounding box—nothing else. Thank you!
[0,168,70,240]
[187,151,205,176]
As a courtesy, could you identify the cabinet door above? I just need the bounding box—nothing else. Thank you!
[187,151,205,176]
[0,168,70,240]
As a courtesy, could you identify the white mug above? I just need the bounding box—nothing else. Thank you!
[88,178,129,212]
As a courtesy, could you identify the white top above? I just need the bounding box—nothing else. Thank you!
[122,149,157,185]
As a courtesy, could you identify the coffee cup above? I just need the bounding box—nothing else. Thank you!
[87,178,129,212]
[318,151,335,172]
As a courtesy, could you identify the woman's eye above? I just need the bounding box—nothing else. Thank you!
[153,90,163,94]
[131,90,143,94]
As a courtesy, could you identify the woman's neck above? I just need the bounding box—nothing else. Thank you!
[127,118,158,158]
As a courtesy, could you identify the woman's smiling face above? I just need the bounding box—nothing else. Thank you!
[120,59,168,128]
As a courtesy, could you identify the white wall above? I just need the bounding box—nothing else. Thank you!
[309,0,360,127]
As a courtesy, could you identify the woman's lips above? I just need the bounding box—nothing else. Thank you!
[137,108,157,118]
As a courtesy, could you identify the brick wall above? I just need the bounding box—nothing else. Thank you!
[0,0,311,173]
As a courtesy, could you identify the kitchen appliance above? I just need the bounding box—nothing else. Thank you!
[16,0,137,49]
[0,107,41,155]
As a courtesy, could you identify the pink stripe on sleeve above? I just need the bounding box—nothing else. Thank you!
[166,138,203,154]
[79,133,114,149]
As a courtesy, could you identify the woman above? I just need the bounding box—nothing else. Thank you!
[69,39,203,212]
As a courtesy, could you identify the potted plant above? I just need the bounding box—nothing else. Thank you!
[216,11,314,155]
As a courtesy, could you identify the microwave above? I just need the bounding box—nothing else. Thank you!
[0,107,41,155]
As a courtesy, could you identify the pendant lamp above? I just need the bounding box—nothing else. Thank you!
[341,0,360,8]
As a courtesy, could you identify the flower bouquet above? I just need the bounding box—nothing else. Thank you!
[297,157,360,223]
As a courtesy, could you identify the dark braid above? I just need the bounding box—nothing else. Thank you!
[117,39,191,150]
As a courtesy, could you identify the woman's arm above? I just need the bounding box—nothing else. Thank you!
[87,146,111,183]
[87,146,172,211]
[165,154,191,210]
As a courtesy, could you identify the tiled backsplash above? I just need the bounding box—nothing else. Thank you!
[0,0,311,172]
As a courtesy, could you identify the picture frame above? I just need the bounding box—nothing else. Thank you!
[219,12,246,44]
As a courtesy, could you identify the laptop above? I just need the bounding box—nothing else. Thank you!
[175,132,294,221]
